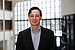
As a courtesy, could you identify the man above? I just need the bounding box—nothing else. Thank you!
[16,7,56,50]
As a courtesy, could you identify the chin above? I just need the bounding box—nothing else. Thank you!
[31,24,39,26]
[32,25,38,26]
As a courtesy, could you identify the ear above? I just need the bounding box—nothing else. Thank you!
[40,16,42,20]
[28,16,30,21]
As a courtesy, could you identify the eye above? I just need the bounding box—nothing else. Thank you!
[30,15,34,17]
[35,14,40,17]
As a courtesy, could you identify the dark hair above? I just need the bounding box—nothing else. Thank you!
[28,7,42,16]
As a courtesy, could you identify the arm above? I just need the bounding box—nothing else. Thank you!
[50,31,56,50]
[16,33,23,50]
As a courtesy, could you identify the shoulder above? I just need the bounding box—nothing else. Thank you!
[41,26,54,36]
[18,28,30,36]
[41,26,54,33]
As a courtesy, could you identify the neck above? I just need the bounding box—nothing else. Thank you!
[31,25,40,32]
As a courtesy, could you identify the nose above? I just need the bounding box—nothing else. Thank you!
[33,16,36,19]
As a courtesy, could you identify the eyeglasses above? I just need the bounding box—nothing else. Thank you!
[29,14,40,17]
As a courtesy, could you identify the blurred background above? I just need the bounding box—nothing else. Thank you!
[0,0,75,50]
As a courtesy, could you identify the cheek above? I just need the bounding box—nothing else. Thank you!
[39,18,41,20]
[29,17,32,21]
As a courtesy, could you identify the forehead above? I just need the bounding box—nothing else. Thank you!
[31,10,40,14]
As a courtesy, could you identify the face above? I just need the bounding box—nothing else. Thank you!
[28,10,42,26]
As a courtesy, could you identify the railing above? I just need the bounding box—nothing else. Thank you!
[61,14,75,50]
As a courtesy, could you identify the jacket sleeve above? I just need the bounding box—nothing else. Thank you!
[16,32,23,50]
[50,31,56,50]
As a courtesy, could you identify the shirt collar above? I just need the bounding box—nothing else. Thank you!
[30,26,41,33]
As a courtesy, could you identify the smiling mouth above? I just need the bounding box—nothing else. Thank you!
[32,21,37,23]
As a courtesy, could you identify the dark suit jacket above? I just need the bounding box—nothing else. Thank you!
[16,26,56,50]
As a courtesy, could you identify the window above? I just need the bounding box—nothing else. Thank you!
[14,0,61,35]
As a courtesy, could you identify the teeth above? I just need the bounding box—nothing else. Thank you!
[33,21,36,23]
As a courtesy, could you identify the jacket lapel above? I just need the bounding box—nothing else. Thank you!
[28,28,34,50]
[38,26,45,49]
[28,27,45,50]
